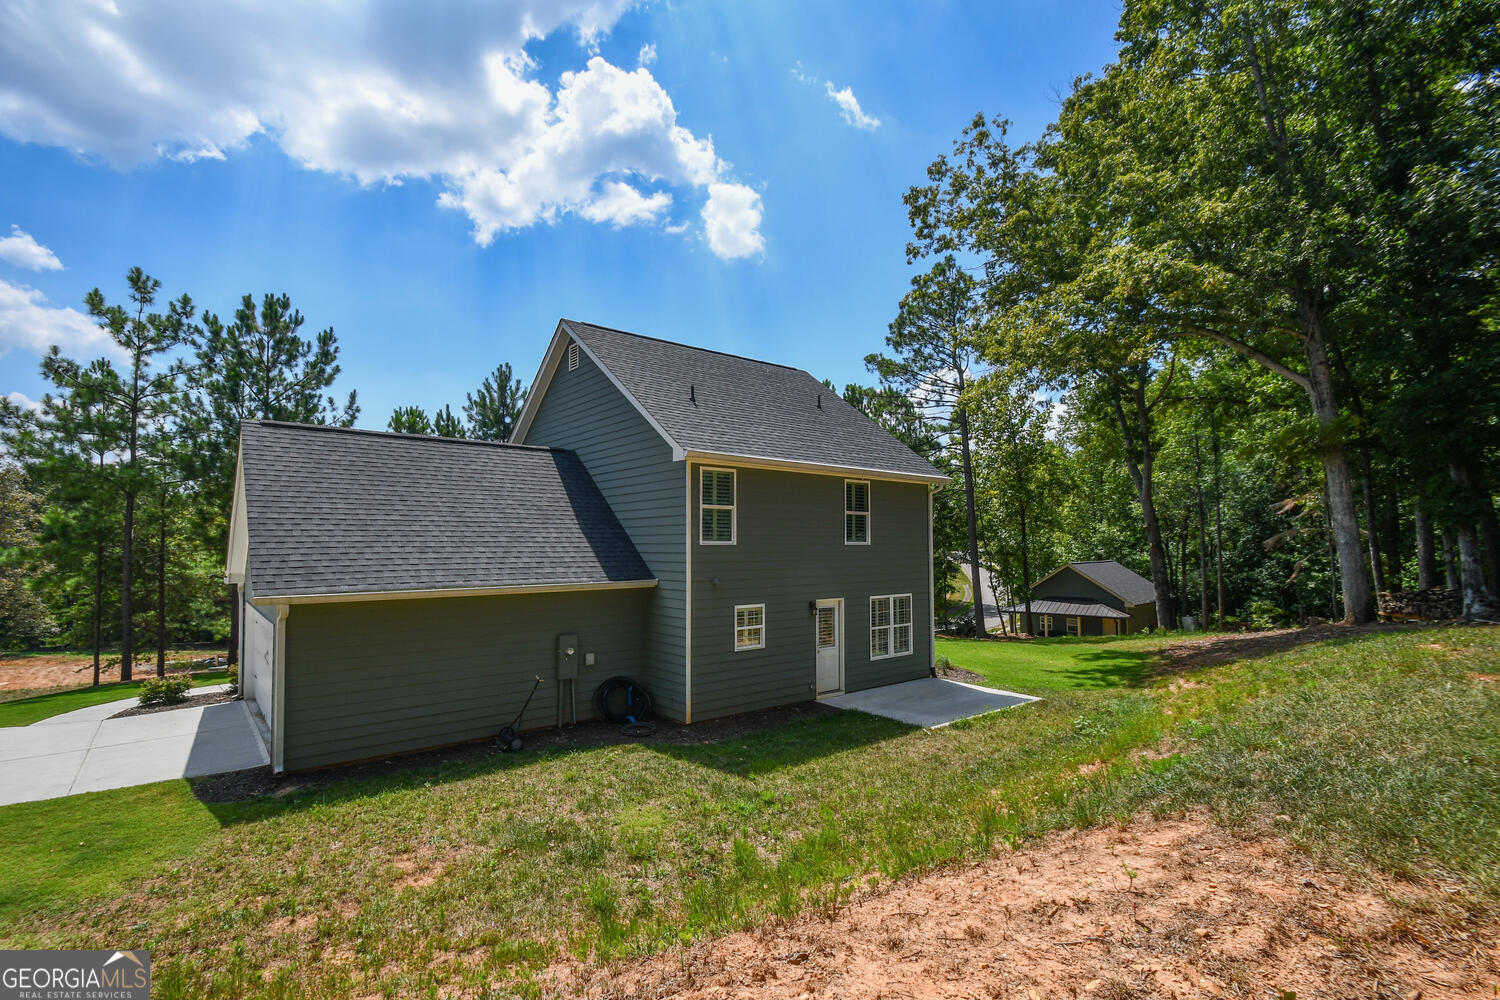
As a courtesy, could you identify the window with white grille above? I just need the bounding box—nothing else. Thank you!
[870,594,912,659]
[700,468,735,544]
[735,604,765,651]
[845,480,870,544]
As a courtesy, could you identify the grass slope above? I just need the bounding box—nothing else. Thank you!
[0,670,229,727]
[937,634,1162,691]
[0,627,1494,999]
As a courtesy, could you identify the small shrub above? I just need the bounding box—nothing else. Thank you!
[138,675,192,707]
[226,665,239,696]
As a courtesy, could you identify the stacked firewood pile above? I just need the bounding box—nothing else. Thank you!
[1379,588,1462,620]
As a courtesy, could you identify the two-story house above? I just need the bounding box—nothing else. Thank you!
[228,320,948,771]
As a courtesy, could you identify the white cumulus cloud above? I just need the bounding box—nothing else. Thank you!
[701,182,764,260]
[0,279,120,360]
[0,1,762,258]
[638,42,657,66]
[0,226,63,271]
[6,391,42,413]
[823,82,881,131]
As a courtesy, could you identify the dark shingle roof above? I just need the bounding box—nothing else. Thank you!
[997,598,1128,619]
[240,421,654,599]
[1065,560,1156,606]
[565,321,946,481]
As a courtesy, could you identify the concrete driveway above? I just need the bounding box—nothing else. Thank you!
[822,676,1038,728]
[0,686,268,806]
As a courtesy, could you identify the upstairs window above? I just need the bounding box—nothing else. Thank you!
[845,480,870,544]
[870,594,912,659]
[567,341,580,371]
[700,468,736,544]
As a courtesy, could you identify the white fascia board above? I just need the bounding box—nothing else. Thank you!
[224,445,248,586]
[681,450,950,485]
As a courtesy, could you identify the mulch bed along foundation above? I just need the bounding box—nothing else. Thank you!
[110,690,235,719]
[191,700,843,804]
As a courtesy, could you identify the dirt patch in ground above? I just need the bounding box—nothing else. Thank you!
[0,652,225,691]
[109,690,234,719]
[547,814,1497,1000]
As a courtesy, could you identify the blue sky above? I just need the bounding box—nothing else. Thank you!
[0,0,1120,427]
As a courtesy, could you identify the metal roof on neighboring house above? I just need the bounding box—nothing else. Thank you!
[237,421,655,601]
[996,598,1129,619]
[533,320,948,482]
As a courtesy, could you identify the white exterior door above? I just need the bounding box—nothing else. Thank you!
[815,599,843,695]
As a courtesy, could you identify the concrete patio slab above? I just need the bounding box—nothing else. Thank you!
[0,687,266,806]
[822,676,1038,728]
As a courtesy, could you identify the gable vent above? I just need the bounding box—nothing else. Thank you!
[567,342,580,371]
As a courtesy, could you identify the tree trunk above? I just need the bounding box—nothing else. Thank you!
[1018,501,1034,638]
[1449,462,1500,620]
[1193,437,1211,628]
[1357,444,1387,601]
[1442,529,1460,589]
[1480,499,1500,592]
[1414,495,1438,590]
[120,489,134,682]
[1298,293,1374,623]
[1381,490,1403,588]
[955,402,987,637]
[92,536,103,687]
[1109,375,1176,630]
[1214,432,1225,628]
[156,489,167,678]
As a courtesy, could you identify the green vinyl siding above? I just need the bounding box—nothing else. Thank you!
[281,589,650,770]
[520,343,687,719]
[690,465,932,720]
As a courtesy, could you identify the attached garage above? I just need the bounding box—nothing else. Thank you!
[227,421,657,772]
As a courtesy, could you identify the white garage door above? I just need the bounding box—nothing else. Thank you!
[244,602,276,726]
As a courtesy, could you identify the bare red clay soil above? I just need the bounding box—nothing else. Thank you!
[547,814,1497,1000]
[0,652,219,691]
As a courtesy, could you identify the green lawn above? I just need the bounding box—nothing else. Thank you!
[0,627,1495,999]
[937,633,1166,691]
[0,670,229,727]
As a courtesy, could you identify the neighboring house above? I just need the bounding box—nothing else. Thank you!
[228,319,948,771]
[998,559,1158,637]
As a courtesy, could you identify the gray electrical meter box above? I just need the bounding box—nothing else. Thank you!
[556,633,579,681]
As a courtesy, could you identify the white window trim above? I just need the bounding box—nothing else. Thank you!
[844,478,871,546]
[734,603,766,651]
[869,593,913,660]
[567,341,580,371]
[1065,615,1081,636]
[699,467,737,545]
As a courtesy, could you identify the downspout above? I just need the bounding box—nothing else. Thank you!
[273,604,288,773]
[928,485,936,670]
[683,461,693,724]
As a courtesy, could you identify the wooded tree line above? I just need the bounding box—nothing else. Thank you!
[0,270,526,677]
[852,0,1500,631]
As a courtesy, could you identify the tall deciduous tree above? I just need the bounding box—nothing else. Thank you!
[868,256,989,635]
[969,373,1060,635]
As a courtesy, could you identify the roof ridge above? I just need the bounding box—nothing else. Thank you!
[566,319,804,372]
[247,420,562,452]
